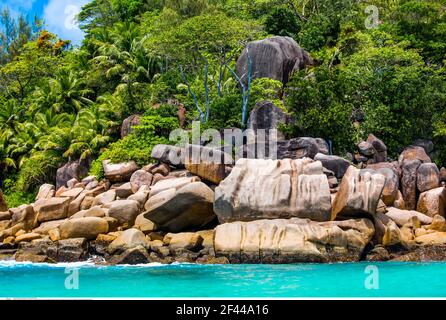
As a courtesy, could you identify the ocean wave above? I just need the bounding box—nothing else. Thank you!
[0,259,176,269]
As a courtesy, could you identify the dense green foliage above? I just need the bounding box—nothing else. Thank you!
[0,0,446,205]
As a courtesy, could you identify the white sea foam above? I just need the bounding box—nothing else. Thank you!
[0,259,173,269]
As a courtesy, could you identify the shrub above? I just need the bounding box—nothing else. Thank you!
[89,114,178,178]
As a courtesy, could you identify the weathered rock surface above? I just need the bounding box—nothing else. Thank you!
[184,145,232,184]
[399,146,431,165]
[367,134,387,162]
[386,207,433,226]
[103,160,138,183]
[130,170,152,193]
[115,182,134,199]
[60,188,84,200]
[417,187,446,217]
[121,114,141,138]
[214,218,374,263]
[332,166,385,220]
[145,182,215,232]
[401,159,421,210]
[134,213,156,233]
[56,159,90,189]
[15,233,41,243]
[149,176,200,197]
[236,36,312,86]
[33,219,66,235]
[108,245,150,265]
[92,189,116,207]
[239,137,320,160]
[34,197,71,223]
[108,228,149,253]
[59,217,109,240]
[36,184,55,201]
[314,153,350,179]
[367,162,400,206]
[168,233,203,252]
[417,163,440,193]
[108,200,140,227]
[214,158,332,223]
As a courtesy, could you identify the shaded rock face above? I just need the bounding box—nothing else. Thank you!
[332,167,385,220]
[238,137,322,160]
[391,245,446,262]
[108,228,149,254]
[0,190,7,212]
[56,159,91,189]
[366,165,399,206]
[247,101,287,140]
[103,160,138,183]
[144,182,216,233]
[236,36,312,86]
[184,145,232,184]
[121,115,141,138]
[214,218,375,263]
[15,238,88,263]
[367,134,387,163]
[413,139,434,158]
[417,163,440,193]
[108,246,150,265]
[401,159,422,210]
[214,158,332,223]
[314,153,350,179]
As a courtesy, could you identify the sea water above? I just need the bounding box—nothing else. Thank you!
[0,261,445,298]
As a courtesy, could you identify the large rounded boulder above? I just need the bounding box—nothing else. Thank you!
[236,36,312,86]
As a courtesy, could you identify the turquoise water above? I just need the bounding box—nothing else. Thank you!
[0,261,445,298]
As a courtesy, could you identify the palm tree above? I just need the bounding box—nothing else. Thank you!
[0,131,16,185]
[51,70,93,113]
[0,100,22,133]
[7,121,41,168]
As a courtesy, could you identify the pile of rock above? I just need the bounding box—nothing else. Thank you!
[355,134,388,164]
[1,133,446,264]
[0,156,222,264]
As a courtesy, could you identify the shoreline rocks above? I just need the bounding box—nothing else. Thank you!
[2,137,446,265]
[214,218,375,263]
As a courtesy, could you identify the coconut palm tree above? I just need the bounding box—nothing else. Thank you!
[51,70,94,113]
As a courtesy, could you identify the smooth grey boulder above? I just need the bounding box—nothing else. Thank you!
[236,36,312,86]
[144,182,215,233]
[314,153,350,179]
[247,101,287,140]
[56,159,91,189]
